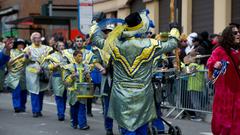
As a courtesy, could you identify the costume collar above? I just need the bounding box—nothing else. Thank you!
[32,43,41,48]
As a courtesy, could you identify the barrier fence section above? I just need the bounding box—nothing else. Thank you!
[153,69,214,119]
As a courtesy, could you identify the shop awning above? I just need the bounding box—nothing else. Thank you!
[6,16,75,25]
[5,16,76,39]
[0,6,19,16]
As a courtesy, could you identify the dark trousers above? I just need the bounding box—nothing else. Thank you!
[70,102,87,128]
[31,91,44,113]
[11,84,27,111]
[152,102,165,132]
[103,95,113,131]
[55,90,67,119]
[87,83,101,114]
[120,124,148,135]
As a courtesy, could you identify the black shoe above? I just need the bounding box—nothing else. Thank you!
[71,123,77,129]
[14,108,21,113]
[58,117,65,121]
[87,113,93,117]
[20,109,26,112]
[33,113,38,118]
[72,125,77,129]
[106,130,114,135]
[37,112,43,117]
[79,125,90,130]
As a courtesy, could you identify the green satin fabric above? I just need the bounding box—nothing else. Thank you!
[92,31,178,131]
[25,44,52,94]
[5,49,26,90]
[48,52,65,97]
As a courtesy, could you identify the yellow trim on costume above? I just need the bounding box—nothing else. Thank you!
[77,95,94,98]
[67,87,75,91]
[65,75,74,84]
[83,51,94,65]
[27,67,39,73]
[95,46,110,65]
[153,55,161,65]
[125,22,144,31]
[32,43,41,48]
[48,63,55,71]
[120,82,145,89]
[104,25,161,77]
[62,50,75,63]
[110,39,160,77]
[47,55,60,63]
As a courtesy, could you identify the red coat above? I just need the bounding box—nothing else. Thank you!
[207,46,240,135]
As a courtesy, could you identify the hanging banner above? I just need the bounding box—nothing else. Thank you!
[78,0,93,35]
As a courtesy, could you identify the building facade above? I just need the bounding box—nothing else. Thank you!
[93,0,240,35]
[0,0,78,39]
[1,0,239,39]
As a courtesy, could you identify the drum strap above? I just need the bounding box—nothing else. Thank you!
[74,63,78,74]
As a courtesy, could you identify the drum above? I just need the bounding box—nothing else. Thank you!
[75,82,94,98]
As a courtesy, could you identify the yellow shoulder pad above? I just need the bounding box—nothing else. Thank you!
[150,39,161,48]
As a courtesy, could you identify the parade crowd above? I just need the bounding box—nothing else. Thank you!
[0,10,240,135]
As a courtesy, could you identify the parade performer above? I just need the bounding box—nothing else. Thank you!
[151,33,170,133]
[94,54,114,135]
[207,25,240,135]
[45,41,67,121]
[62,36,94,69]
[63,50,93,130]
[0,38,12,67]
[24,32,53,117]
[0,37,12,92]
[90,10,180,134]
[5,39,28,113]
[91,24,115,135]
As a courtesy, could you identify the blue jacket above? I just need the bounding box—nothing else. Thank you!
[90,68,102,84]
[0,51,10,67]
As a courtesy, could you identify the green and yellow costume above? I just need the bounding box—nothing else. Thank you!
[62,48,95,105]
[5,49,27,90]
[63,63,91,105]
[24,44,53,94]
[45,51,66,97]
[91,24,179,131]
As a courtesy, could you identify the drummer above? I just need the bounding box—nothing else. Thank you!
[63,50,92,130]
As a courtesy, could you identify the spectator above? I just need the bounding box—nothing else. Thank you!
[0,37,12,67]
[66,40,73,49]
[185,32,198,55]
[48,36,57,50]
[179,33,188,61]
[196,31,212,65]
[207,25,240,135]
[0,37,12,92]
[210,34,220,46]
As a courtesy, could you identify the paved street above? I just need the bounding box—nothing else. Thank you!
[0,93,212,135]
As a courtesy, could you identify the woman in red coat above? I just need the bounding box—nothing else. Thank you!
[207,25,240,135]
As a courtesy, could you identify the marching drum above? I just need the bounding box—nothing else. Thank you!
[75,82,94,98]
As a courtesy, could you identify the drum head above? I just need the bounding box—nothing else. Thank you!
[75,82,94,98]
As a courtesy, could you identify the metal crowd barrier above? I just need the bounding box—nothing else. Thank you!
[153,69,214,119]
